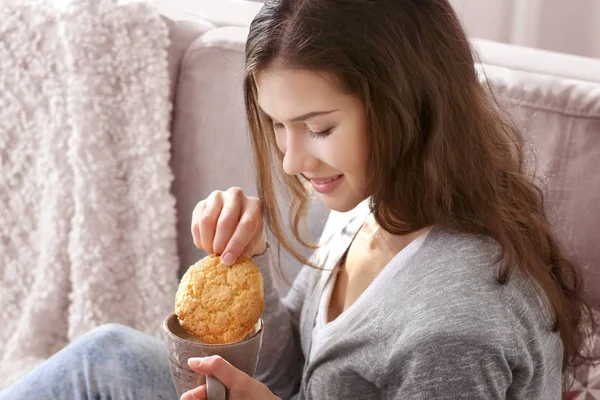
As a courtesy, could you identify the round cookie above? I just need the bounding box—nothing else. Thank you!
[175,254,264,344]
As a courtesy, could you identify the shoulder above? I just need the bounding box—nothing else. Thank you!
[422,225,502,269]
[377,225,562,368]
[413,226,558,336]
[396,225,505,305]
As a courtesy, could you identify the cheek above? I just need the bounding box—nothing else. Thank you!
[274,129,286,153]
[327,137,365,174]
[345,132,368,169]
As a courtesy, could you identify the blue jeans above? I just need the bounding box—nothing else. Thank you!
[0,324,178,400]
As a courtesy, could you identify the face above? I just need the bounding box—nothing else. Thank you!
[255,66,368,212]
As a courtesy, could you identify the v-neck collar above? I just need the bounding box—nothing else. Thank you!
[301,200,371,363]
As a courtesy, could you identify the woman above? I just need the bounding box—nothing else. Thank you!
[1,0,595,399]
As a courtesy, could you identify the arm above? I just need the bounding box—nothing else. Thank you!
[189,188,332,399]
[252,245,315,399]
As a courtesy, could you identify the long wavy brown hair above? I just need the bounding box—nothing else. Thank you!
[242,0,597,374]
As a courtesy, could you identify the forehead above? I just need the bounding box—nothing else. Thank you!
[255,67,336,93]
[255,67,344,117]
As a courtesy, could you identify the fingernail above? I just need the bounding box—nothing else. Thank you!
[188,357,203,368]
[221,252,235,266]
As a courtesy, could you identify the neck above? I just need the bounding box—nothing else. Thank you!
[360,214,431,254]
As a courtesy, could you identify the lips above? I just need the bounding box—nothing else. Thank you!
[309,174,343,183]
[307,174,344,194]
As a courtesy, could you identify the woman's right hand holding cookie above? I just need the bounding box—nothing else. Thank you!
[191,187,266,266]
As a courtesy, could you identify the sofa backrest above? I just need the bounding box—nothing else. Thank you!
[476,43,600,311]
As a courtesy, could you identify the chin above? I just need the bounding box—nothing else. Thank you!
[319,193,364,213]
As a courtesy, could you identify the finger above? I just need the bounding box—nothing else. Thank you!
[188,356,246,389]
[212,188,244,255]
[191,201,206,249]
[180,384,206,400]
[242,229,265,257]
[198,192,224,254]
[221,198,262,266]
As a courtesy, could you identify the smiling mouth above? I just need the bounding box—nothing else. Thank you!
[301,173,342,183]
[305,174,344,195]
[310,175,343,183]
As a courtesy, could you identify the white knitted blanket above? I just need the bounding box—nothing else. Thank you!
[0,0,179,388]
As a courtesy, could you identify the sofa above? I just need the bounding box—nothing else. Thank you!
[160,1,600,397]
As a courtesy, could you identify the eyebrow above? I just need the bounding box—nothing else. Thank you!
[259,107,339,122]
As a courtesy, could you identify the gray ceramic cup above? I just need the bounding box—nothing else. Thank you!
[163,313,264,400]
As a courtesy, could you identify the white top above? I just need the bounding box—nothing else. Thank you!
[309,228,430,361]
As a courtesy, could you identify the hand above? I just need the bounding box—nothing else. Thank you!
[191,187,266,266]
[181,356,280,400]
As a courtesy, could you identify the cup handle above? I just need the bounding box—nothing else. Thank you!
[206,375,227,400]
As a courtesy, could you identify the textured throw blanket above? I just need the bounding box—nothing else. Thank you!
[0,0,179,388]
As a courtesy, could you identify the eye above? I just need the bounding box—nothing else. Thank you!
[272,122,284,130]
[308,127,333,139]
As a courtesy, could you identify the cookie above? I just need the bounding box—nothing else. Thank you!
[175,254,264,344]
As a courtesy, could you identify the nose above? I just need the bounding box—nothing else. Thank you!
[278,129,318,176]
